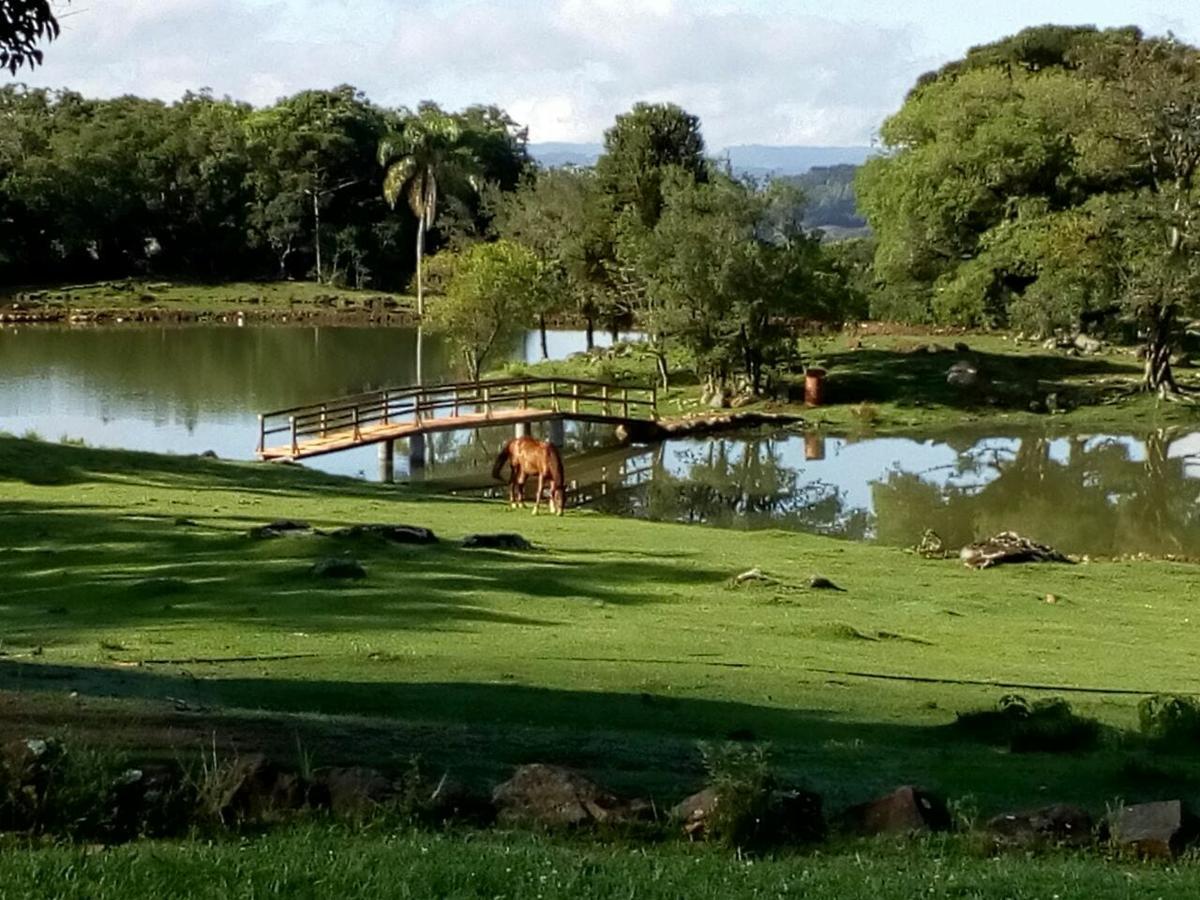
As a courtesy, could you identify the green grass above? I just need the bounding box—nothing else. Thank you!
[0,279,416,320]
[3,827,1199,899]
[504,330,1200,435]
[1,435,1199,816]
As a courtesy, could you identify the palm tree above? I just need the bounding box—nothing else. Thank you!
[378,108,481,317]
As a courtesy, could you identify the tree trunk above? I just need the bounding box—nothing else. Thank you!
[415,324,424,386]
[1143,305,1178,395]
[585,317,595,351]
[312,191,322,284]
[539,314,549,360]
[655,349,669,390]
[415,213,426,318]
[610,319,619,342]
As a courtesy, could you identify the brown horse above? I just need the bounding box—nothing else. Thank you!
[492,436,566,515]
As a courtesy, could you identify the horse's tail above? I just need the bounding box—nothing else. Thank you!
[492,441,511,481]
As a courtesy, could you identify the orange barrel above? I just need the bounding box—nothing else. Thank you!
[804,368,827,407]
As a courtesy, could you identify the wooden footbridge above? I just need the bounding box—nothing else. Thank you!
[256,376,658,462]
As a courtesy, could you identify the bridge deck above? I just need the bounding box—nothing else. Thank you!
[256,376,657,461]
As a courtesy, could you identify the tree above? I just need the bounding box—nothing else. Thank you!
[427,240,546,380]
[619,173,846,394]
[378,106,483,316]
[596,102,708,228]
[489,167,610,354]
[1,0,60,73]
[857,25,1200,392]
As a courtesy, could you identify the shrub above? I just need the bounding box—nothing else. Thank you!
[697,742,775,850]
[953,694,1101,753]
[1137,694,1200,746]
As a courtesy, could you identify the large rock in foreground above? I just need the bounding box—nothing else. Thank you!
[492,764,649,828]
[1110,800,1200,858]
[844,785,951,836]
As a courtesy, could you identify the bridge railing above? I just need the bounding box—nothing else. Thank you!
[257,376,657,457]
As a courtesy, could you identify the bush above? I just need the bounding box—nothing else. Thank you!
[697,742,775,850]
[953,694,1101,753]
[1137,694,1200,746]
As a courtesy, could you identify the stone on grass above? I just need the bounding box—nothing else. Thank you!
[671,786,824,844]
[325,524,437,544]
[249,519,312,539]
[492,764,649,828]
[104,762,194,840]
[844,785,951,836]
[946,360,980,388]
[986,803,1093,848]
[1073,333,1103,354]
[808,576,845,591]
[310,766,394,819]
[311,557,366,579]
[0,737,64,827]
[1110,800,1199,859]
[207,754,311,824]
[461,533,533,551]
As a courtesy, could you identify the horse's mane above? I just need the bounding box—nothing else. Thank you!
[546,441,565,484]
[491,440,512,481]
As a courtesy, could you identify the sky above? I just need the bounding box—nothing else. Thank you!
[18,0,1200,148]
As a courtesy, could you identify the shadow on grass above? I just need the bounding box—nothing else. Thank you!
[2,661,1196,813]
[821,347,1138,410]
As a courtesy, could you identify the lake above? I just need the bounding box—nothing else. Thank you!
[2,323,1197,557]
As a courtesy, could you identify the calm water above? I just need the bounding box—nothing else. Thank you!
[2,324,1198,557]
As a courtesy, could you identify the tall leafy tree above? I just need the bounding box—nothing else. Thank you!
[858,25,1200,393]
[1,0,60,72]
[427,240,546,380]
[377,105,483,316]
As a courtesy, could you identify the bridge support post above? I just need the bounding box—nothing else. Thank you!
[409,432,426,472]
[514,421,529,439]
[548,417,565,447]
[378,440,394,483]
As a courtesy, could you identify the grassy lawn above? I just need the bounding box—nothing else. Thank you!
[507,330,1200,435]
[0,279,416,320]
[2,827,1196,899]
[2,435,1199,818]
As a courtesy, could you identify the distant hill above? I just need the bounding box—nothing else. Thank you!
[785,163,867,231]
[528,142,874,176]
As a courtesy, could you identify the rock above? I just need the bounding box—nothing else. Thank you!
[1042,337,1059,350]
[1073,333,1103,354]
[953,341,970,353]
[427,774,495,824]
[986,803,1093,847]
[1045,391,1063,413]
[249,519,312,539]
[198,450,219,459]
[916,529,947,559]
[207,754,311,824]
[1028,399,1046,414]
[492,764,649,828]
[730,392,755,409]
[461,533,533,551]
[325,524,437,544]
[103,762,194,840]
[844,785,951,836]
[310,557,366,579]
[0,737,64,827]
[1110,800,1199,858]
[708,388,728,409]
[772,789,826,843]
[672,787,720,838]
[809,575,845,591]
[946,360,979,388]
[310,767,394,819]
[733,567,769,585]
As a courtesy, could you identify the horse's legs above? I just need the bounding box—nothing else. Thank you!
[532,470,545,515]
[508,464,520,508]
[515,471,527,508]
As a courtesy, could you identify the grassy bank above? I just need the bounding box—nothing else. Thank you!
[2,435,1199,814]
[2,827,1196,899]
[0,280,416,323]
[507,330,1200,435]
